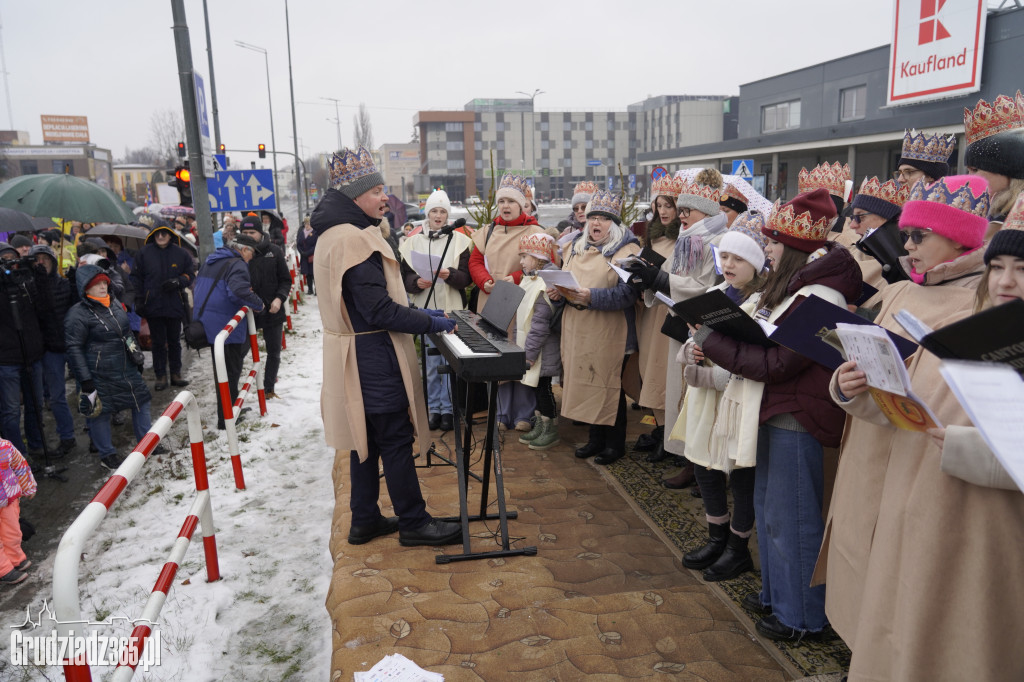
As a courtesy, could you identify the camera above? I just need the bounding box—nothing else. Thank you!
[0,257,37,289]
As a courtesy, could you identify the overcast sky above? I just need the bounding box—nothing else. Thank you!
[3,0,901,169]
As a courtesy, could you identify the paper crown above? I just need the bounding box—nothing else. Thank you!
[519,232,556,261]
[1004,191,1024,232]
[650,175,683,200]
[964,91,1024,145]
[721,184,750,203]
[901,129,956,164]
[765,198,832,245]
[328,146,379,188]
[677,178,721,203]
[857,176,910,209]
[498,173,530,199]
[587,189,623,219]
[573,180,598,197]
[798,162,850,198]
[907,176,990,218]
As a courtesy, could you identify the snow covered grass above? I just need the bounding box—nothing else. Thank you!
[2,298,334,681]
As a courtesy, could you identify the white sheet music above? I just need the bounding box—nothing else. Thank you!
[536,269,581,289]
[835,323,910,396]
[608,262,632,284]
[409,250,442,282]
[939,360,1024,492]
[654,291,677,307]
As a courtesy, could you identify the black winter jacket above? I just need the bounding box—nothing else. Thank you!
[65,265,151,414]
[246,236,292,327]
[0,260,51,366]
[130,227,195,320]
[38,252,74,353]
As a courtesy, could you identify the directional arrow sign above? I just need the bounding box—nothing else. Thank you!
[206,169,276,213]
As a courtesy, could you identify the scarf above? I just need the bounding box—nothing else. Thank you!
[646,216,681,243]
[87,294,110,307]
[495,212,538,228]
[671,212,728,275]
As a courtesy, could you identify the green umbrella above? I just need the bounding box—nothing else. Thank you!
[0,173,135,224]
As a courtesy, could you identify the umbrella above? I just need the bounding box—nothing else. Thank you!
[0,206,59,232]
[84,223,150,252]
[158,205,195,219]
[672,170,774,216]
[0,173,135,224]
[386,195,407,228]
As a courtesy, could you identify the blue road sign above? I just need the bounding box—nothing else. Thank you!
[213,154,227,171]
[206,169,276,213]
[587,159,602,166]
[629,173,636,189]
[731,159,755,179]
[607,176,614,191]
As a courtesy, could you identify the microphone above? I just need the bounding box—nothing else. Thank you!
[431,218,466,238]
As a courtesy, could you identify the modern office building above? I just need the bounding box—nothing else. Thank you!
[639,4,1024,200]
[0,132,114,189]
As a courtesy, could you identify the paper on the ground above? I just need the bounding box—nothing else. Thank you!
[354,653,444,682]
[409,250,443,282]
[835,322,910,395]
[654,291,676,307]
[557,229,581,247]
[939,360,1024,492]
[608,262,632,283]
[537,269,581,289]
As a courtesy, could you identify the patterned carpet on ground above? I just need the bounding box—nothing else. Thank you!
[602,434,852,678]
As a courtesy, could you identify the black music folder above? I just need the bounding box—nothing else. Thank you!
[670,288,774,348]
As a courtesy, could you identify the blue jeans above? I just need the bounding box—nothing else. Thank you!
[42,352,75,441]
[754,423,828,632]
[88,402,153,458]
[0,362,44,453]
[424,336,451,415]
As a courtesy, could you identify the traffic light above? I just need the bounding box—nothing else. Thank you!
[171,163,192,207]
[218,143,226,153]
[177,142,186,158]
[258,144,266,159]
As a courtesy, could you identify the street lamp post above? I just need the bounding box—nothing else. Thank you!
[322,97,343,151]
[516,89,544,194]
[235,40,279,209]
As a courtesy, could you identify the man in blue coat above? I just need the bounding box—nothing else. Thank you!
[130,221,195,391]
[194,236,265,429]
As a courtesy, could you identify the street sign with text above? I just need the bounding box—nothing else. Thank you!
[587,159,602,167]
[206,169,276,213]
[193,71,215,177]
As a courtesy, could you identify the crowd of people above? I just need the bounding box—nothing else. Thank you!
[318,88,1023,682]
[0,207,294,584]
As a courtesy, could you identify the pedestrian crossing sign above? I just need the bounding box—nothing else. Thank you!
[731,159,754,179]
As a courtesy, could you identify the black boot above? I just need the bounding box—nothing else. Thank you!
[702,531,754,582]
[575,424,605,459]
[683,522,729,570]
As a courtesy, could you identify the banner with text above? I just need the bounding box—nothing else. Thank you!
[41,115,90,143]
[887,0,987,106]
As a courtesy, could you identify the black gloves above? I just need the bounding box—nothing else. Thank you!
[626,261,670,294]
[81,379,96,394]
[78,387,101,417]
[161,278,182,292]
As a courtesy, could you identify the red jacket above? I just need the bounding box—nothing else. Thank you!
[700,243,863,447]
[468,213,539,289]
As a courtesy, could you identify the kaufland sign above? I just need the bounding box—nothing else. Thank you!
[887,0,987,106]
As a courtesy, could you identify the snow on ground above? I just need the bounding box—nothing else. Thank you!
[2,294,334,681]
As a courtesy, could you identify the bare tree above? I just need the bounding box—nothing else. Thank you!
[148,108,186,166]
[307,153,330,196]
[352,103,374,150]
[118,147,163,165]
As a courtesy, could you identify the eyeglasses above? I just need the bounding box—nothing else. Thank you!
[901,229,933,245]
[892,168,923,181]
[678,207,691,218]
[850,212,875,224]
[573,204,587,212]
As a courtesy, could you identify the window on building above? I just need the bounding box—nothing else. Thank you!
[761,100,801,133]
[563,157,572,167]
[563,121,571,132]
[585,139,593,149]
[497,140,505,151]
[585,121,593,132]
[446,140,464,151]
[840,85,867,122]
[541,139,550,150]
[52,160,73,174]
[474,121,481,132]
[445,122,463,132]
[476,158,483,169]
[475,140,482,151]
[541,121,549,132]
[607,119,615,131]
[563,140,571,149]
[20,160,39,175]
[447,159,465,170]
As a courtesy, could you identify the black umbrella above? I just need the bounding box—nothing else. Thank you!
[0,206,57,232]
[85,223,151,252]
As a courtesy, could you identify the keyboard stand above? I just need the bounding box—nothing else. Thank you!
[435,377,538,564]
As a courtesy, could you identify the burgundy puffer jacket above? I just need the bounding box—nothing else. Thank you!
[699,243,864,447]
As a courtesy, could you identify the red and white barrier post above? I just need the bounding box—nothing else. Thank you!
[53,391,219,682]
[214,306,266,490]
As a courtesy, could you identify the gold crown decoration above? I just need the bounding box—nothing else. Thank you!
[964,91,1024,145]
[722,183,750,203]
[519,232,556,261]
[1004,191,1024,232]
[907,177,990,218]
[901,129,957,164]
[797,162,849,198]
[498,172,530,198]
[765,199,832,244]
[573,180,598,196]
[650,175,683,199]
[677,178,721,203]
[328,146,379,187]
[588,189,623,218]
[857,176,910,208]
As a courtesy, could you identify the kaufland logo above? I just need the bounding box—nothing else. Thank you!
[919,0,951,45]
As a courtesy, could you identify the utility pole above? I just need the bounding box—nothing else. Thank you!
[170,0,215,259]
[202,0,220,150]
[285,0,306,218]
[322,96,343,151]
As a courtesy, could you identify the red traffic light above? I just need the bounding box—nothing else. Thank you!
[257,144,266,159]
[176,142,186,158]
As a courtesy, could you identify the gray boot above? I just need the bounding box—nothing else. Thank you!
[518,412,543,443]
[529,417,559,450]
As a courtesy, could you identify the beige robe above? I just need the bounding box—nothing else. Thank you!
[815,248,986,655]
[398,229,473,311]
[635,235,676,412]
[313,222,430,464]
[826,317,1024,682]
[560,239,641,425]
[471,221,543,312]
